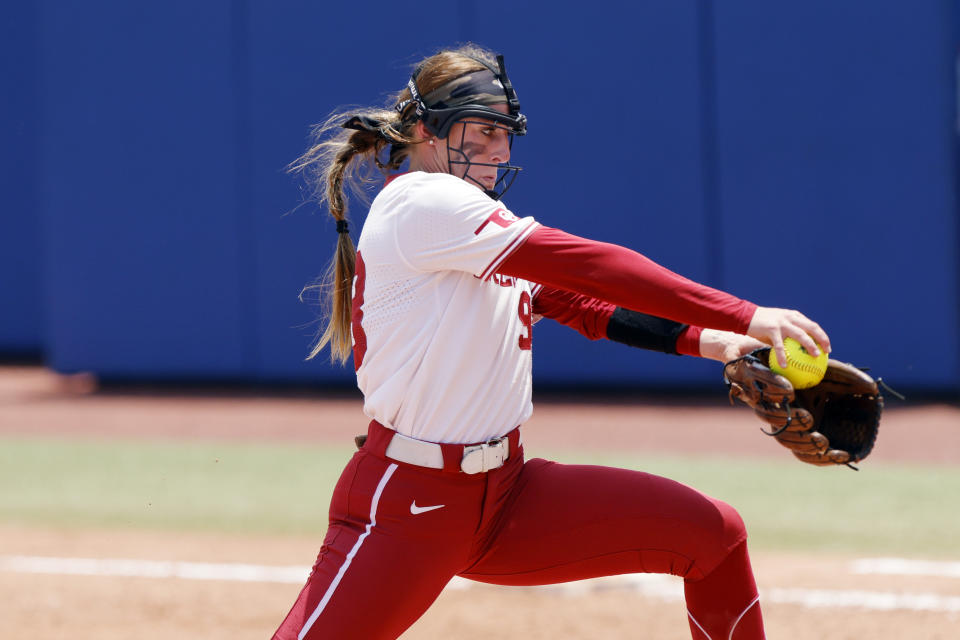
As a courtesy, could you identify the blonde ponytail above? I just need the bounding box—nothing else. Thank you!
[291,44,497,364]
[291,109,412,363]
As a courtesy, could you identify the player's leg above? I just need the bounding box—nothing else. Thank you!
[684,538,763,640]
[460,458,764,640]
[272,451,483,640]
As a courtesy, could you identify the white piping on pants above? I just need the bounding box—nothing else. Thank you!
[687,610,713,640]
[298,463,398,640]
[727,595,760,640]
[686,594,762,640]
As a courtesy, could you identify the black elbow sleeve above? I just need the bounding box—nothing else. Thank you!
[605,307,688,355]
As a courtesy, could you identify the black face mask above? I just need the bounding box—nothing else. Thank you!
[395,54,527,201]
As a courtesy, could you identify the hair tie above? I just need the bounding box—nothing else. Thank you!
[342,115,395,142]
[336,219,349,234]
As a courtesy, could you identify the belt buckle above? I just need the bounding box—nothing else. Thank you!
[460,437,509,474]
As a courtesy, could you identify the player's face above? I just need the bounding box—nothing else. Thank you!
[446,104,512,191]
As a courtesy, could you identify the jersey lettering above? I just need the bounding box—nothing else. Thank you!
[490,273,516,288]
[351,251,368,370]
[517,290,532,350]
[474,207,519,235]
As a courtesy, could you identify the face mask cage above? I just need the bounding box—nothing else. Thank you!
[444,119,521,201]
[395,53,527,200]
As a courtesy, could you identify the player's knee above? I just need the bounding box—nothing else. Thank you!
[694,496,748,578]
[711,496,748,549]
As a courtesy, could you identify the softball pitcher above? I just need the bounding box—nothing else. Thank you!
[273,44,830,640]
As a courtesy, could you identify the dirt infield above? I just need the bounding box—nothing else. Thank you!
[2,366,959,639]
[2,525,959,640]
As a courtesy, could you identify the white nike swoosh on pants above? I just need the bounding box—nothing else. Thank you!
[410,501,445,515]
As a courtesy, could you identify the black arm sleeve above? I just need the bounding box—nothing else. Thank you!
[605,307,689,355]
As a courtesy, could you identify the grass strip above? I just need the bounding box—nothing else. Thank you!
[1,437,957,556]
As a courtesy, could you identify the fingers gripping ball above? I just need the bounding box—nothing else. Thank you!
[769,337,828,389]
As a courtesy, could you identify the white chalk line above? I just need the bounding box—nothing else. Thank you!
[0,556,309,584]
[851,557,960,579]
[2,555,960,613]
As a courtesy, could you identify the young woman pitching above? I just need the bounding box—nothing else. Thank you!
[272,44,830,640]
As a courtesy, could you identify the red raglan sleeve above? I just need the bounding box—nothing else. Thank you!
[531,286,616,341]
[502,226,756,335]
[531,285,706,356]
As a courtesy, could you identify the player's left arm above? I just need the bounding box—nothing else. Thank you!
[531,285,761,359]
[697,328,767,363]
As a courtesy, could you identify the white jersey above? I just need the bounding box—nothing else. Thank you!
[352,171,540,444]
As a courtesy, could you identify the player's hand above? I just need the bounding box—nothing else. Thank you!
[699,329,767,363]
[746,307,831,368]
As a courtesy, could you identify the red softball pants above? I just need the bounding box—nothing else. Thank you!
[273,422,764,639]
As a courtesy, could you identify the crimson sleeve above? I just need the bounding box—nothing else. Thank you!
[532,287,705,356]
[676,326,703,356]
[501,227,757,334]
[531,286,615,341]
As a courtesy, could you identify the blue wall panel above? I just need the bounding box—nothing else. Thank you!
[22,0,959,390]
[713,1,959,390]
[40,1,249,377]
[0,3,42,354]
[469,0,719,385]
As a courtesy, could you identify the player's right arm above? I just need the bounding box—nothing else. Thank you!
[499,226,829,367]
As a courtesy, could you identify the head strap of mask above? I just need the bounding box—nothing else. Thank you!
[397,54,526,138]
[395,54,526,200]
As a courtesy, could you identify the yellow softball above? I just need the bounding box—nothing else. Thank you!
[769,337,829,389]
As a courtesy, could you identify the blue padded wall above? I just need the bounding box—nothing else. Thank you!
[39,1,249,377]
[0,3,42,354]
[713,1,959,389]
[16,0,959,390]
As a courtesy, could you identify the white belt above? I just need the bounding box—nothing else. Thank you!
[384,432,511,474]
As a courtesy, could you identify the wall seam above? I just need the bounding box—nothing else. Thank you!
[696,0,724,289]
[232,0,259,378]
[952,0,960,393]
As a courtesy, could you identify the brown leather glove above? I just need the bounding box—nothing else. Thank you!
[723,348,884,468]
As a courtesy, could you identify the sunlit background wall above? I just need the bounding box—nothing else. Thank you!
[2,1,958,391]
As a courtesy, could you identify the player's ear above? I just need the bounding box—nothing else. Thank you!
[413,121,434,144]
